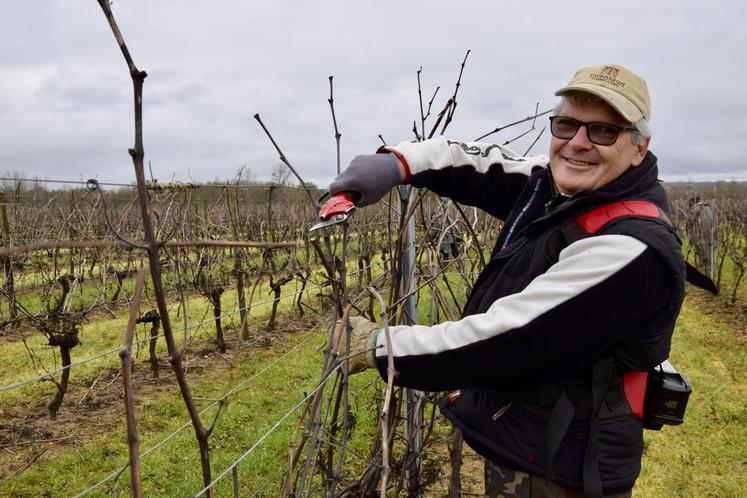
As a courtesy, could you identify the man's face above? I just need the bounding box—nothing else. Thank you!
[549,98,650,195]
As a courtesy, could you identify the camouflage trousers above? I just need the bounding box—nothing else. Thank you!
[484,460,633,498]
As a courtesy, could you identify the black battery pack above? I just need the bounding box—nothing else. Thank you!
[643,360,692,430]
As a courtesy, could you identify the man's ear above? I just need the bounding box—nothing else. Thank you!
[630,137,651,167]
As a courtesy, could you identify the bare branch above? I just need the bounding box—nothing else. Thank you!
[473,108,552,142]
[120,267,147,498]
[253,114,317,208]
[328,76,343,176]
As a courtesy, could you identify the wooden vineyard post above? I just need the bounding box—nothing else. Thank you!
[398,184,423,497]
[0,191,16,320]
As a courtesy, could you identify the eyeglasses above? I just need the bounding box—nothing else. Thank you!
[549,116,636,146]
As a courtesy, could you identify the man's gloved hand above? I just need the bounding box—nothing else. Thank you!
[345,316,381,374]
[329,153,403,207]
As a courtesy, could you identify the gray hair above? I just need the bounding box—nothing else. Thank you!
[553,92,652,146]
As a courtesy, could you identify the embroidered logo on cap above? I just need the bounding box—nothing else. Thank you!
[601,66,619,77]
[588,66,626,87]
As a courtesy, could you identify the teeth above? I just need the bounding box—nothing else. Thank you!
[567,158,594,166]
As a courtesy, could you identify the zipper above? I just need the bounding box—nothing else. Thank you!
[492,401,513,420]
[501,178,542,250]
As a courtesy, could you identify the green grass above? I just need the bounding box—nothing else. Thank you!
[636,288,746,497]
[1,321,382,497]
[1,327,334,497]
[0,274,386,497]
[1,264,745,496]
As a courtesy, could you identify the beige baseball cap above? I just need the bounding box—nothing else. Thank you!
[555,64,651,123]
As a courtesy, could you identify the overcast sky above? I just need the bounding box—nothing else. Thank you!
[2,0,745,188]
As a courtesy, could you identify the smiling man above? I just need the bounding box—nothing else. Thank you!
[329,64,685,497]
[550,65,652,195]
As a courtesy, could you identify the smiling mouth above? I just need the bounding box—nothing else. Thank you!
[563,156,597,167]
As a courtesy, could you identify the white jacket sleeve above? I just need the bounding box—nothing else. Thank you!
[384,136,548,177]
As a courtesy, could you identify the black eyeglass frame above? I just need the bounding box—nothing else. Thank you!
[549,115,637,146]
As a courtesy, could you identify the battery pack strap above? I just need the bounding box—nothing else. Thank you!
[539,358,614,498]
[582,357,615,498]
[569,200,718,295]
[544,388,575,482]
[623,370,648,420]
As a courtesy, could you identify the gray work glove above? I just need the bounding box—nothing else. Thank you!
[329,153,402,207]
[345,316,381,374]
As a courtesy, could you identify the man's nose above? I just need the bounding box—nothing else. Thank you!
[568,124,594,149]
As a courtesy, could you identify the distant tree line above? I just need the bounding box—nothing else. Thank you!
[0,164,324,207]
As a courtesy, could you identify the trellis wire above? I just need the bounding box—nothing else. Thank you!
[0,264,376,394]
[2,252,382,385]
[193,366,339,497]
[72,329,322,497]
[0,176,322,191]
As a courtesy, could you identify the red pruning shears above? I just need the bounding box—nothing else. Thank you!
[309,191,358,232]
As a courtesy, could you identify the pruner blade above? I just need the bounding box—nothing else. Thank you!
[309,191,357,232]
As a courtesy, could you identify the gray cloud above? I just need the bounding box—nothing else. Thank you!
[2,0,745,186]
